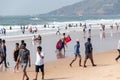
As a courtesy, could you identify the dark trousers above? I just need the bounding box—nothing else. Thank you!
[116,49,120,61]
[0,56,7,68]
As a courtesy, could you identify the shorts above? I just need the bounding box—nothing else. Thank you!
[35,65,44,73]
[21,63,27,71]
[85,53,93,59]
[74,53,80,56]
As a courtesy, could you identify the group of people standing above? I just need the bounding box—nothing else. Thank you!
[0,28,6,35]
[0,39,44,80]
[13,40,44,80]
[0,28,120,80]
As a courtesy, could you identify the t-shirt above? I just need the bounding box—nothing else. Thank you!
[117,40,120,50]
[35,52,44,66]
[74,43,80,54]
[0,43,4,55]
[19,49,30,63]
[3,45,6,55]
[85,42,92,54]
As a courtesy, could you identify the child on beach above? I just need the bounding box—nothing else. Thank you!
[70,39,81,67]
[33,46,45,80]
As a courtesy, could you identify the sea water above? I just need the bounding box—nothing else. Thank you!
[0,15,120,68]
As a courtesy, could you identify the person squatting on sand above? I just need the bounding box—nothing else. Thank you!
[33,46,45,80]
[17,43,31,80]
[13,43,20,72]
[70,39,82,67]
[84,38,96,67]
[115,40,120,61]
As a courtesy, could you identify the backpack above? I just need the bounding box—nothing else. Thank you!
[56,40,62,49]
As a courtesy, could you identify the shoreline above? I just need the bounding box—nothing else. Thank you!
[1,27,119,68]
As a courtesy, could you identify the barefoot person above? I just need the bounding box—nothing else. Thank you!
[2,39,8,68]
[70,39,81,67]
[62,33,66,57]
[115,40,120,61]
[13,43,20,72]
[33,46,45,80]
[84,38,96,67]
[56,38,64,59]
[0,39,8,68]
[17,43,31,80]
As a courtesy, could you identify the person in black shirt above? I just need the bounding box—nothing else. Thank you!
[13,43,20,72]
[84,38,96,67]
[0,39,8,68]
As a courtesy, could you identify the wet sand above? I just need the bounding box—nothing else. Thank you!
[3,28,120,67]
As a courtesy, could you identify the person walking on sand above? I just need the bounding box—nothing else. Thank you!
[0,39,8,68]
[115,40,120,61]
[2,39,8,68]
[17,43,31,80]
[33,46,45,80]
[84,38,96,67]
[13,43,20,72]
[70,39,82,67]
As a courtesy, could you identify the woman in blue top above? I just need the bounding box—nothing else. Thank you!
[70,39,82,67]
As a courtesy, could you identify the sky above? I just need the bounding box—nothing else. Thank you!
[0,0,83,16]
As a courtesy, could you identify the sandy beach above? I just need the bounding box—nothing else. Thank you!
[0,26,119,80]
[0,50,120,80]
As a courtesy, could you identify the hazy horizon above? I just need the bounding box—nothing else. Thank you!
[0,0,82,16]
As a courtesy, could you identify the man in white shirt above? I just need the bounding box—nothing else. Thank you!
[33,46,44,80]
[115,40,120,61]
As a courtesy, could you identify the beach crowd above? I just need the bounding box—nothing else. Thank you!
[0,23,120,80]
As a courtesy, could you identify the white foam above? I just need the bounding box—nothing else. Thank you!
[0,19,119,40]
